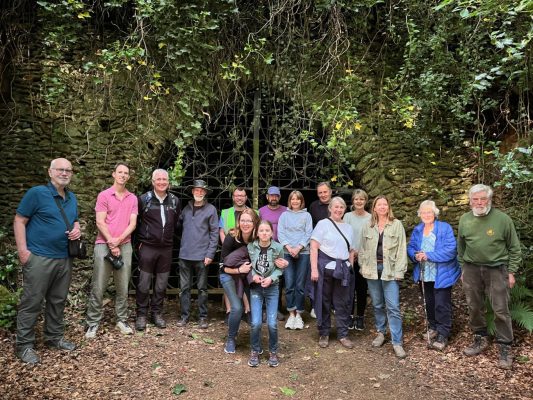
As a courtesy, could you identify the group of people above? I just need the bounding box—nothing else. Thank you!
[13,158,521,371]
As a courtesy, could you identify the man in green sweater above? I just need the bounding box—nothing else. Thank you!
[458,184,521,370]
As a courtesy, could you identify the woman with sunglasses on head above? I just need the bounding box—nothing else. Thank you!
[219,208,259,354]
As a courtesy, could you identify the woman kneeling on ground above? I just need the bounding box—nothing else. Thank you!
[407,200,460,351]
[247,220,288,367]
[220,208,259,354]
[359,195,408,359]
[310,196,356,349]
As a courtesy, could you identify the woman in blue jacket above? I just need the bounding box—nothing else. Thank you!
[407,200,460,351]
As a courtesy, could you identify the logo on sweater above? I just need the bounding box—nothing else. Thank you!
[486,229,495,237]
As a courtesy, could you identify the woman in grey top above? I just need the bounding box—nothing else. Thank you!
[277,191,313,330]
[343,189,371,331]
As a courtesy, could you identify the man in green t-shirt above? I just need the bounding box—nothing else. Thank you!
[458,184,521,370]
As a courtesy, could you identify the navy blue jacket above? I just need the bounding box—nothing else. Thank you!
[407,220,461,289]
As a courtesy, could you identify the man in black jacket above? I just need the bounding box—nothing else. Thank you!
[135,169,181,330]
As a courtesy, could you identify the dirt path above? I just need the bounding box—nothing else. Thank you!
[1,290,531,400]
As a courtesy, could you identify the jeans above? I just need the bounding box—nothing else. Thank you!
[421,282,452,338]
[367,264,403,345]
[86,243,132,325]
[16,254,72,350]
[284,253,310,313]
[250,283,279,353]
[462,262,513,343]
[220,272,245,340]
[179,259,208,320]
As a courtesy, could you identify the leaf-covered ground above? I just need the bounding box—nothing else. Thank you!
[1,284,531,400]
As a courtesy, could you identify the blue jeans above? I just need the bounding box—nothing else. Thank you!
[367,264,403,345]
[250,283,279,353]
[284,253,310,313]
[220,272,245,340]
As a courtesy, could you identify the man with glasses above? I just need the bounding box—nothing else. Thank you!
[85,162,138,338]
[14,158,80,364]
[458,184,521,370]
[219,187,249,242]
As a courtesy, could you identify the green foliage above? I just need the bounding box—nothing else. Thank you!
[486,279,533,334]
[0,286,20,330]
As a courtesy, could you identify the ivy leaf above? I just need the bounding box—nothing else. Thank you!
[459,8,470,18]
[172,384,187,395]
[280,387,296,396]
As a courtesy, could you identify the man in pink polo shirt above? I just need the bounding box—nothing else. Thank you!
[85,163,138,338]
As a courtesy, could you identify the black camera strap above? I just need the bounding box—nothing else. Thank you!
[48,185,73,231]
[327,217,351,252]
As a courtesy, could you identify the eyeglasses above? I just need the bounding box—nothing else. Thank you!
[52,168,74,174]
[240,219,254,224]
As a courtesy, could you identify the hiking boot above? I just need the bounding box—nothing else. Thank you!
[372,332,385,347]
[248,351,260,367]
[498,344,513,370]
[268,352,279,367]
[431,334,448,352]
[135,315,147,331]
[85,324,98,339]
[198,318,209,329]
[318,335,329,348]
[17,347,40,365]
[176,317,188,327]
[463,334,489,356]
[224,338,236,354]
[423,328,438,342]
[339,337,354,349]
[45,337,76,351]
[116,321,133,335]
[152,314,166,329]
[393,344,407,359]
[354,316,365,331]
[293,314,304,330]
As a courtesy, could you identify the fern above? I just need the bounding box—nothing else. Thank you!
[510,302,533,333]
[485,283,533,335]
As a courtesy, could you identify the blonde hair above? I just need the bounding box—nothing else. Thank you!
[370,195,395,227]
[287,190,305,210]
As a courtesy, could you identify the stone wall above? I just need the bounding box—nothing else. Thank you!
[0,28,475,242]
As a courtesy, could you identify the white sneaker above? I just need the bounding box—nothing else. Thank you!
[285,315,296,329]
[116,321,133,335]
[293,314,304,330]
[309,308,316,319]
[85,324,98,339]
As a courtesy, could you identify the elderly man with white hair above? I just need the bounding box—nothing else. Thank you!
[458,184,521,370]
[135,169,181,331]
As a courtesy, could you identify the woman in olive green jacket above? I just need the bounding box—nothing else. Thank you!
[358,195,407,359]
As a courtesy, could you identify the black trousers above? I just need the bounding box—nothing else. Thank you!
[136,244,172,316]
[421,282,452,338]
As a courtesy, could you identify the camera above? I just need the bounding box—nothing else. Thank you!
[104,252,124,270]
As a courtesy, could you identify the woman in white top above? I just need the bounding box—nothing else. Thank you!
[343,189,371,331]
[310,197,355,349]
